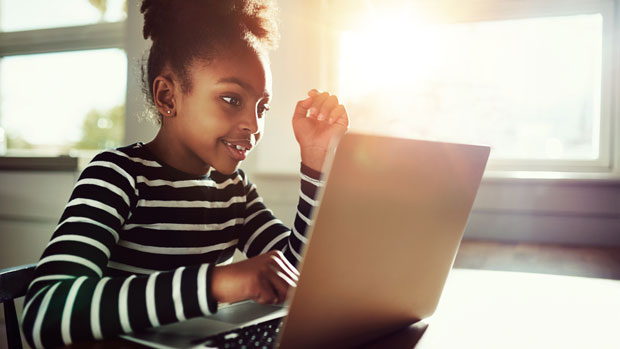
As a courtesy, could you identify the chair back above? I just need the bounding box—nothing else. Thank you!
[0,264,36,349]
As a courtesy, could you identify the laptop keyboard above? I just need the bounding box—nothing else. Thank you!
[201,317,283,348]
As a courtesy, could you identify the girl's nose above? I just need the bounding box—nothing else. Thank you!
[241,111,260,134]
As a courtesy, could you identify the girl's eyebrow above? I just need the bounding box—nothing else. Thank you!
[217,77,271,98]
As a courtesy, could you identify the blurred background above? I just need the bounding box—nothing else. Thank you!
[1,0,619,346]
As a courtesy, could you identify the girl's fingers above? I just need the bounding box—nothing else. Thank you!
[257,277,278,304]
[294,90,347,126]
[318,95,339,121]
[268,266,295,303]
[293,97,313,120]
[308,92,330,119]
[273,268,296,291]
[271,254,299,281]
[279,253,301,277]
[328,104,349,127]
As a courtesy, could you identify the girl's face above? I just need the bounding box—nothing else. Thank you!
[167,45,272,175]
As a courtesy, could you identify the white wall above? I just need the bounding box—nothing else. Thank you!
[0,171,76,337]
[0,172,77,267]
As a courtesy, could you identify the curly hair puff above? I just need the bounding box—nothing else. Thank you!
[139,0,279,124]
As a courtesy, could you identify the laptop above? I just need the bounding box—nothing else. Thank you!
[122,133,490,348]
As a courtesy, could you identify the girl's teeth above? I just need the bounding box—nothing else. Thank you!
[222,140,247,151]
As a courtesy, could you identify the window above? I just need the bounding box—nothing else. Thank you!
[0,0,126,32]
[0,0,127,158]
[330,0,616,175]
[1,49,127,155]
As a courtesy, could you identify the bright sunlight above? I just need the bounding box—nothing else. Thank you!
[338,11,602,160]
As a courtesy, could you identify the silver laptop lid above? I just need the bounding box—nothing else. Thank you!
[278,133,490,348]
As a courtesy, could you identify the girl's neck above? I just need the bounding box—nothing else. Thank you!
[146,130,211,176]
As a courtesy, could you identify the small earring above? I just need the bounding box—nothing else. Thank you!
[167,110,171,114]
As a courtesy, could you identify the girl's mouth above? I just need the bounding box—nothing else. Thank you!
[221,139,251,161]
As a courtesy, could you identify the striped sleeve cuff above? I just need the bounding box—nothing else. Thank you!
[198,264,218,315]
[300,163,323,181]
[206,264,218,314]
[300,163,324,203]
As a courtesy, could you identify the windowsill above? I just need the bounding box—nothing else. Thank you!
[482,170,620,185]
[0,155,79,172]
[1,155,619,184]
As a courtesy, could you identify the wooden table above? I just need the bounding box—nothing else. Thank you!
[67,268,620,348]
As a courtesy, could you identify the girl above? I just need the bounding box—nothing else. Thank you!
[21,0,349,347]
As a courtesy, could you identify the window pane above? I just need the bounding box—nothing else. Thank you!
[339,14,602,160]
[0,49,127,154]
[0,0,126,32]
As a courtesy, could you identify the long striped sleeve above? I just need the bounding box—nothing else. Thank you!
[237,164,322,266]
[21,148,219,348]
[20,143,322,348]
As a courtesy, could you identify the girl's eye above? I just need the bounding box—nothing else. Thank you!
[258,104,270,117]
[221,96,241,107]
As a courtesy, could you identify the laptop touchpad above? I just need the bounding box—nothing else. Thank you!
[206,301,287,325]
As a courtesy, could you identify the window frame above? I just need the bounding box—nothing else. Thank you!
[0,12,126,170]
[324,0,620,179]
[0,21,124,56]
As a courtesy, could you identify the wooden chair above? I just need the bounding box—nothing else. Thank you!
[0,264,36,349]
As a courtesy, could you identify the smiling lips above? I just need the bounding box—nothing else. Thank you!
[221,139,253,160]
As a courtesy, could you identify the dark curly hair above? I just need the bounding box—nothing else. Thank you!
[140,0,279,123]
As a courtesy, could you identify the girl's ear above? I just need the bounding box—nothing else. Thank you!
[153,75,177,117]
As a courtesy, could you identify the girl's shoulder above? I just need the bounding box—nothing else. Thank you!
[83,142,164,178]
[89,142,156,165]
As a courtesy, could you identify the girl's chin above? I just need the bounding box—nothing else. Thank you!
[211,161,242,175]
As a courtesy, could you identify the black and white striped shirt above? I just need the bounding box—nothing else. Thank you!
[21,143,321,348]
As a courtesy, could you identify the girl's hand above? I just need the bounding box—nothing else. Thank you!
[211,250,300,304]
[292,89,350,172]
